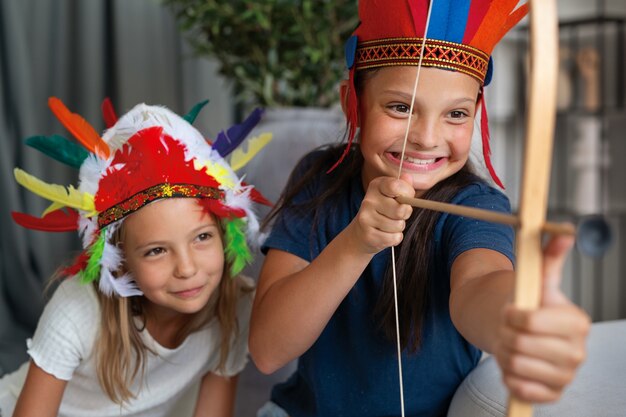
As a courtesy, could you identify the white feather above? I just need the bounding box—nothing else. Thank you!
[99,269,143,298]
[98,224,143,297]
[98,268,117,297]
[111,273,143,297]
[102,104,207,153]
[78,217,98,248]
[78,154,108,196]
[100,225,123,271]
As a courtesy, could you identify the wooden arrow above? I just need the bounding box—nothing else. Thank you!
[395,196,575,236]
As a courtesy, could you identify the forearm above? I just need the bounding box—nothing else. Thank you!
[193,373,238,417]
[250,226,374,373]
[13,362,66,417]
[450,265,515,353]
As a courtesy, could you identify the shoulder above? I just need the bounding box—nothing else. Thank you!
[294,147,338,172]
[450,181,511,213]
[27,278,100,380]
[41,278,100,325]
[436,181,515,268]
[289,146,354,184]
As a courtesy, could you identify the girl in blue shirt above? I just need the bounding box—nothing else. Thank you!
[250,1,590,416]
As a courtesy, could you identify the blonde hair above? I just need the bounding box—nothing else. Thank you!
[90,213,253,405]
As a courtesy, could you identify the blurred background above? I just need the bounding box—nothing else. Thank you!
[1,1,624,416]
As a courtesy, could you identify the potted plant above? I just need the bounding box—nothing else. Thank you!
[163,1,358,204]
[163,0,359,109]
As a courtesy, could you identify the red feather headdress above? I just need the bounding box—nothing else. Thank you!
[12,98,272,297]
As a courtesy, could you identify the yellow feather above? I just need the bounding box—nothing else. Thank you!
[229,132,273,171]
[14,168,95,214]
[42,202,65,217]
[194,160,236,188]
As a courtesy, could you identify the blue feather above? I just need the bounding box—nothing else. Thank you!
[25,135,89,169]
[212,108,264,157]
[427,0,471,44]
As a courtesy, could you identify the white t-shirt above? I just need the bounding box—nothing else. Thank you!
[0,277,252,417]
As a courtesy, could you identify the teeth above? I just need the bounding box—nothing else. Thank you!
[403,155,436,165]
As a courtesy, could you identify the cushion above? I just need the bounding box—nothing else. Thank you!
[447,319,626,417]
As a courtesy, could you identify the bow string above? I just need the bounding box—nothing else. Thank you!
[391,1,436,416]
[392,1,560,417]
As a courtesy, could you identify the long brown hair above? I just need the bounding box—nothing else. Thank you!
[91,208,253,405]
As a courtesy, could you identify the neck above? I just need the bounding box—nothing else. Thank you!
[142,302,191,349]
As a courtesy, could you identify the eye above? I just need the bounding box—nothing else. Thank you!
[196,231,215,242]
[388,103,411,115]
[145,247,165,257]
[450,110,468,119]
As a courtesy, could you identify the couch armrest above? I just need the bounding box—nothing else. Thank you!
[447,319,626,417]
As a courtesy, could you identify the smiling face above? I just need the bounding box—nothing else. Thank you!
[356,66,480,197]
[122,198,225,319]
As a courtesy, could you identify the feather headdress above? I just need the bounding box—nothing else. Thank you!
[338,0,529,188]
[13,98,272,297]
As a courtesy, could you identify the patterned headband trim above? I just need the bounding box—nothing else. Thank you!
[355,37,489,84]
[98,183,223,228]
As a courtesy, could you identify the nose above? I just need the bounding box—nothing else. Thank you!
[174,250,197,279]
[408,116,438,149]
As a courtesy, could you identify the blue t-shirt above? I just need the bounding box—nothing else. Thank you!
[262,152,515,417]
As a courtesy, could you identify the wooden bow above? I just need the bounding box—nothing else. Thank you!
[506,0,559,415]
[394,1,560,416]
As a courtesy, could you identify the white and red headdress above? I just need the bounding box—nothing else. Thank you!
[13,98,272,297]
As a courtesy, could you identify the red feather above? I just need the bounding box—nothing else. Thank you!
[95,126,221,211]
[463,0,492,44]
[327,66,358,173]
[101,97,118,128]
[199,199,246,219]
[61,251,89,277]
[11,209,79,232]
[248,187,273,207]
[479,94,504,189]
[48,97,110,159]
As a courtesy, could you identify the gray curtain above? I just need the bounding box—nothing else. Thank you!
[0,0,232,375]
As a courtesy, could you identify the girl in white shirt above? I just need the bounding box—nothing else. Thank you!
[1,99,270,417]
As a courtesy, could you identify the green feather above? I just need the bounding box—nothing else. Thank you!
[224,218,252,277]
[182,99,210,124]
[25,135,89,169]
[79,229,106,284]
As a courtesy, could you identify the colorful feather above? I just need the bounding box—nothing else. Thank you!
[212,108,264,157]
[61,251,90,277]
[479,94,504,189]
[48,97,111,159]
[96,127,220,211]
[469,0,527,54]
[183,99,209,124]
[101,97,118,128]
[248,187,273,207]
[42,201,65,217]
[25,135,89,169]
[224,218,252,277]
[79,229,106,284]
[11,208,79,232]
[229,132,273,171]
[14,168,96,214]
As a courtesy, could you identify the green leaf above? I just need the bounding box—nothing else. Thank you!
[163,0,357,107]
